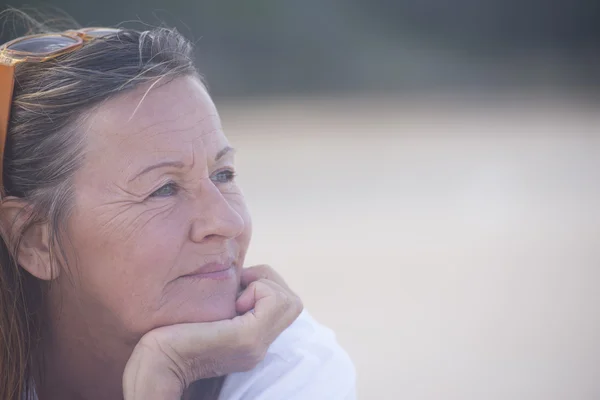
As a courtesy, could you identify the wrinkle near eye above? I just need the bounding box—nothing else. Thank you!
[111,182,150,201]
[122,205,176,245]
[95,200,176,244]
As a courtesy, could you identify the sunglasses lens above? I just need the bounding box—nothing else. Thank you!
[7,35,79,54]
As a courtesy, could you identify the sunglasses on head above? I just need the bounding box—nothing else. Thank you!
[0,27,120,193]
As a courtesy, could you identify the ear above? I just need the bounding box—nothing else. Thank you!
[0,197,58,281]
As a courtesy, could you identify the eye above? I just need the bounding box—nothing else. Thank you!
[211,169,236,184]
[149,182,179,198]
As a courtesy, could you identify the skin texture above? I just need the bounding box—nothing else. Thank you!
[66,75,251,331]
[34,75,259,399]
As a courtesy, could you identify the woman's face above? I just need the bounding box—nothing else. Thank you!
[58,76,252,339]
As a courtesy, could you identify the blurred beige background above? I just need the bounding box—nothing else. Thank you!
[221,95,600,400]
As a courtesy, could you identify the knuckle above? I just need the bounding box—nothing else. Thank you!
[278,290,292,307]
[268,289,285,310]
[259,264,274,276]
[256,278,270,285]
[252,264,274,280]
[292,294,304,315]
[254,264,272,272]
[255,279,272,293]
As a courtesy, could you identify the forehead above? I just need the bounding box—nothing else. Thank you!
[82,76,228,167]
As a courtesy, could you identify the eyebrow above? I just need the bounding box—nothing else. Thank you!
[128,146,236,183]
[215,146,235,162]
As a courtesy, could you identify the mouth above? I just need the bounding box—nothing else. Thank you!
[179,262,236,282]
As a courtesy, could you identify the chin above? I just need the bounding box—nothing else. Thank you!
[165,288,240,325]
[143,271,242,329]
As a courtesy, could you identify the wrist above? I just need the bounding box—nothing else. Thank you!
[123,345,184,400]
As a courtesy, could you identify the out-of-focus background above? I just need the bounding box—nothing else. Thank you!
[2,2,600,399]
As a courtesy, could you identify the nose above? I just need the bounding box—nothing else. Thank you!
[188,179,245,243]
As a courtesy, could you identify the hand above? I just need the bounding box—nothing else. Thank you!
[122,265,303,400]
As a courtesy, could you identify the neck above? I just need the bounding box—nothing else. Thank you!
[37,323,225,400]
[36,291,134,400]
[35,287,224,400]
[39,335,129,400]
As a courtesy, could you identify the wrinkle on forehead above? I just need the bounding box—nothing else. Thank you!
[125,114,221,140]
[83,76,220,144]
[72,76,232,205]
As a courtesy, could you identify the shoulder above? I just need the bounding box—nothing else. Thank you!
[218,310,356,400]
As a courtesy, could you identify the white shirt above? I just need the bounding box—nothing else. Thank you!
[218,310,357,400]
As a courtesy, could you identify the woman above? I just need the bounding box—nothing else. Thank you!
[0,24,355,399]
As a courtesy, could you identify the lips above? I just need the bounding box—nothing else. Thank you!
[182,262,232,277]
[176,257,238,282]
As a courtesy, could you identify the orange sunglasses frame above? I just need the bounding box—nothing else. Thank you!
[0,27,119,192]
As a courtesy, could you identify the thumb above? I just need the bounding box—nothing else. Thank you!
[235,280,279,319]
[236,280,262,315]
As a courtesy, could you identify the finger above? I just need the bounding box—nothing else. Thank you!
[134,320,240,384]
[236,279,271,315]
[235,280,303,343]
[235,278,289,315]
[241,265,291,291]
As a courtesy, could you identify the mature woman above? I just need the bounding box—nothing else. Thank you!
[0,24,355,400]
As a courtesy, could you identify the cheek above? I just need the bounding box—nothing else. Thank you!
[64,201,189,323]
[61,188,252,333]
[228,193,252,260]
[76,204,185,273]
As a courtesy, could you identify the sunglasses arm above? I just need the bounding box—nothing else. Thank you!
[0,63,15,191]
